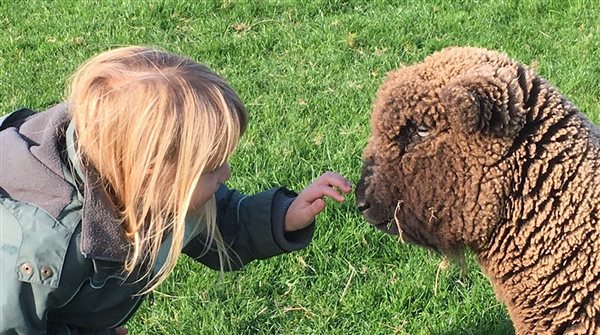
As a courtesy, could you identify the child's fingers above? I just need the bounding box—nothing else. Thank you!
[315,172,353,192]
[302,184,346,202]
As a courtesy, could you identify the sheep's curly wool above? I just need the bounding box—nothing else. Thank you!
[355,47,600,335]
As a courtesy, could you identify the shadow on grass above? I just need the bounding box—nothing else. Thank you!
[432,313,515,335]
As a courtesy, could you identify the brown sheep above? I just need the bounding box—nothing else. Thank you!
[355,46,600,335]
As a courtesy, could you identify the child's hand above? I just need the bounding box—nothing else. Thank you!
[285,172,352,232]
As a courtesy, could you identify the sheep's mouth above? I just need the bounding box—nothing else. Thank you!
[373,220,400,235]
[365,200,440,250]
[373,218,424,246]
[366,200,405,236]
[370,200,422,244]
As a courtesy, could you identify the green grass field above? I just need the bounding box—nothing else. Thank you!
[2,1,599,334]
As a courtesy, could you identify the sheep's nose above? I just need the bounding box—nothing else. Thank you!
[356,200,371,212]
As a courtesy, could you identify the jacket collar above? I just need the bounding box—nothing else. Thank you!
[65,120,130,263]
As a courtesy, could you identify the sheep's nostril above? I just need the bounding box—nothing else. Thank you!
[356,201,371,212]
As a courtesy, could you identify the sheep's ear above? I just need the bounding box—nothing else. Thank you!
[440,66,526,138]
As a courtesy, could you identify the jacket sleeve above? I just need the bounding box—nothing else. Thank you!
[182,184,315,270]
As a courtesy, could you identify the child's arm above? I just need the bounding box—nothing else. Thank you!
[182,172,351,270]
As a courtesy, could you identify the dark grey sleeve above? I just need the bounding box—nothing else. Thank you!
[182,184,315,270]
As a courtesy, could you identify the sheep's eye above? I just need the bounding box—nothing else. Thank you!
[416,125,429,137]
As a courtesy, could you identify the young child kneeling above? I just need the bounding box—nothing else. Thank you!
[0,46,351,335]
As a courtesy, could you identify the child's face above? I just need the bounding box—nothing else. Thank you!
[189,162,231,211]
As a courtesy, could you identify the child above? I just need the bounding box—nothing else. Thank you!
[0,46,352,335]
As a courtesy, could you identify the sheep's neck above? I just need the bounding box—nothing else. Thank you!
[475,105,600,334]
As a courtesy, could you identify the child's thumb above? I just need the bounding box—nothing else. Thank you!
[310,198,326,216]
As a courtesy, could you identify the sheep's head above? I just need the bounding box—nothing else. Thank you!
[356,47,532,254]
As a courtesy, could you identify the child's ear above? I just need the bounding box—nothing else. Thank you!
[440,65,527,138]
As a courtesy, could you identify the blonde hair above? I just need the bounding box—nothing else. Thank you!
[69,46,247,291]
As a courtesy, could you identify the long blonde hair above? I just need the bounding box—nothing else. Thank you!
[69,46,247,291]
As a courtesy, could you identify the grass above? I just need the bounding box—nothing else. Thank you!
[1,0,599,334]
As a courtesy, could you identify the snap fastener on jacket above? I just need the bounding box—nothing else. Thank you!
[40,266,53,279]
[19,263,33,275]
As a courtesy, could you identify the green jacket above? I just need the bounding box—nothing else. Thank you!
[0,104,314,334]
